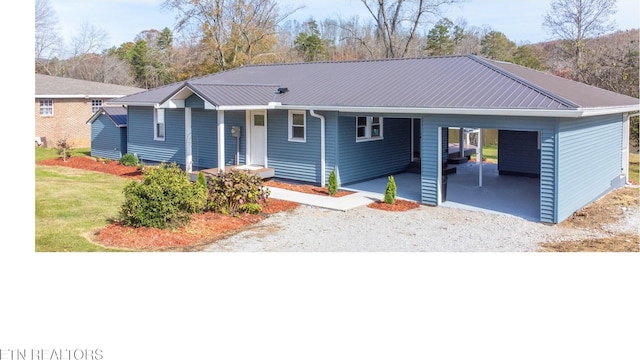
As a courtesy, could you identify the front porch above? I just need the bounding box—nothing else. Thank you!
[190,165,275,180]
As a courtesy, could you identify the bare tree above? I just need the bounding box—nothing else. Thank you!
[162,0,301,72]
[360,0,462,58]
[35,0,63,61]
[69,22,109,57]
[542,0,617,76]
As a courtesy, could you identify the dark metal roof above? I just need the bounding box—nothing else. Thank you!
[36,74,145,97]
[487,59,639,108]
[187,84,281,106]
[112,55,639,112]
[86,106,128,127]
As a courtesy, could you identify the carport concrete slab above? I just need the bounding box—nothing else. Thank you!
[341,173,421,202]
[342,162,540,221]
[443,162,539,221]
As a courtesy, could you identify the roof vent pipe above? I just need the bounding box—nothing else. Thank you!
[309,110,326,187]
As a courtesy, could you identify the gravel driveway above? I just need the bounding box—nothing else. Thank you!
[202,204,608,252]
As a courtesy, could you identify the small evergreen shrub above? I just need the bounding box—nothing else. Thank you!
[119,162,207,229]
[119,153,139,166]
[204,170,270,215]
[327,169,338,196]
[384,175,397,205]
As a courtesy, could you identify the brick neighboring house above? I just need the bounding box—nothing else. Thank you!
[35,74,144,148]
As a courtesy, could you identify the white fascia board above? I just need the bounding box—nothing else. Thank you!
[276,105,585,118]
[581,105,640,117]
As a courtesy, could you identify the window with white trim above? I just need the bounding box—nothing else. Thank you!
[288,110,306,142]
[154,108,165,140]
[356,116,383,142]
[39,99,53,116]
[91,99,102,113]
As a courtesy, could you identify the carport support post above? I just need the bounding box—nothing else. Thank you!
[459,127,464,158]
[478,128,483,187]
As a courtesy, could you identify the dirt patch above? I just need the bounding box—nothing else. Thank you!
[264,179,354,197]
[367,199,420,212]
[539,186,639,252]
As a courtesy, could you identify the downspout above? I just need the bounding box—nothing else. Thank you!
[309,110,326,187]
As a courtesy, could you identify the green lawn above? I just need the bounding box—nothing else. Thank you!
[35,147,130,252]
[481,144,498,163]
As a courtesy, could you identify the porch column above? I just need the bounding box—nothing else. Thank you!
[185,108,192,173]
[217,110,225,172]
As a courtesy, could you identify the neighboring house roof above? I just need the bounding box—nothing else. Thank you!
[111,55,640,117]
[35,74,145,98]
[86,106,128,127]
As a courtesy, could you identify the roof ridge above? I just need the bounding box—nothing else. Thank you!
[237,54,469,69]
[467,55,580,109]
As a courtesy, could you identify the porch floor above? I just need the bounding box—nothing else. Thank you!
[192,165,275,179]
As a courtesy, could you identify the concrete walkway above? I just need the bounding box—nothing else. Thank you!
[267,162,540,221]
[266,186,375,211]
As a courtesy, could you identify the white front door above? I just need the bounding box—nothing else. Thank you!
[250,111,266,166]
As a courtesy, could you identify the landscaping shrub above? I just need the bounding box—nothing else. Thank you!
[119,162,207,229]
[327,169,338,196]
[384,175,397,205]
[55,136,73,162]
[239,203,263,214]
[204,170,270,215]
[118,153,139,166]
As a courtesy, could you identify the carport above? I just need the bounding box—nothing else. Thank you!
[341,161,540,221]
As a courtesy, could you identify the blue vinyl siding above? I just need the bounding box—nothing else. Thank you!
[421,114,556,223]
[185,94,205,108]
[337,116,411,185]
[556,114,624,222]
[90,114,127,160]
[127,107,185,166]
[498,130,541,176]
[421,121,440,205]
[323,112,339,182]
[267,110,322,183]
[224,111,247,166]
[191,109,217,170]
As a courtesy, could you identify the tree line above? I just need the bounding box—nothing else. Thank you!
[35,0,638,145]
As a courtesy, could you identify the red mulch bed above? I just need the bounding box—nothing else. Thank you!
[37,155,300,251]
[264,179,354,197]
[94,198,299,251]
[367,199,420,212]
[38,156,145,179]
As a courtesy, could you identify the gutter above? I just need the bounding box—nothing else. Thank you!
[309,110,326,187]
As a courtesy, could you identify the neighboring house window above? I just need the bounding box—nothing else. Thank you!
[155,109,165,140]
[39,99,53,116]
[288,110,306,142]
[356,116,383,142]
[91,99,102,113]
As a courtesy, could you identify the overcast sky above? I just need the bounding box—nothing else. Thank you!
[47,0,640,50]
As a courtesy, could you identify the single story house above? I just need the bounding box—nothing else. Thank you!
[35,74,144,148]
[109,55,639,224]
[86,106,129,159]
